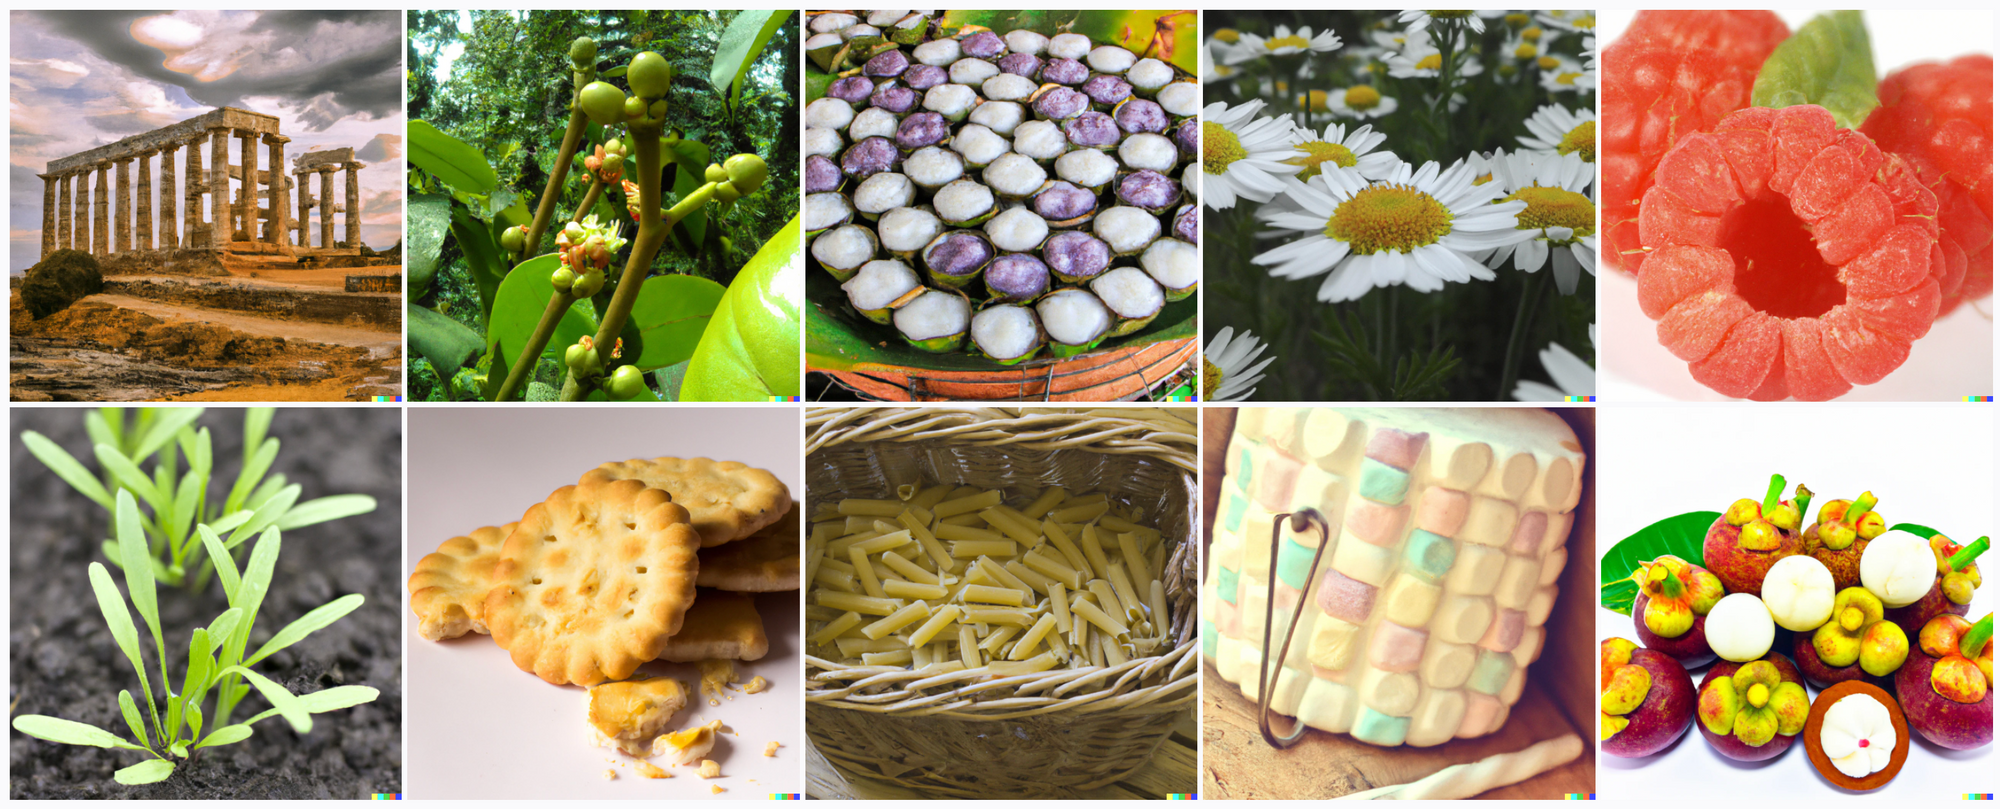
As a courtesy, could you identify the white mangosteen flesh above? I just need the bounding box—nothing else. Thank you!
[1056,149,1118,187]
[1048,33,1091,60]
[904,146,964,187]
[947,58,999,88]
[1860,530,1936,608]
[951,124,1009,165]
[1706,592,1775,662]
[810,225,876,272]
[1093,206,1162,254]
[1089,266,1164,319]
[983,153,1048,198]
[1157,82,1200,116]
[913,39,960,66]
[1013,121,1069,160]
[1821,694,1895,778]
[893,289,969,341]
[1140,238,1198,291]
[1119,133,1178,172]
[969,101,1025,135]
[853,173,915,214]
[982,73,1037,102]
[1762,554,1836,632]
[984,207,1049,253]
[804,193,855,232]
[971,304,1040,360]
[877,207,943,253]
[804,97,856,130]
[844,259,920,311]
[933,180,995,223]
[1036,288,1111,345]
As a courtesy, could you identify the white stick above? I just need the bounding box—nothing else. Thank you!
[1334,734,1584,800]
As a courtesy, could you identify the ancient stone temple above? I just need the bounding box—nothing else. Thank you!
[37,106,368,260]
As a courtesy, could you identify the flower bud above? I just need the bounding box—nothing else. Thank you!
[623,95,646,122]
[608,364,646,399]
[705,163,728,184]
[550,266,575,292]
[579,81,628,128]
[628,51,673,98]
[569,37,599,68]
[725,153,769,194]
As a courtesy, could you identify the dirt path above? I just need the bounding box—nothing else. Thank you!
[93,293,400,349]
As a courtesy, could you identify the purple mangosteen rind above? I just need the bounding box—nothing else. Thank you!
[1173,204,1198,245]
[1032,86,1088,120]
[922,230,996,283]
[998,52,1043,78]
[984,253,1052,303]
[1895,649,1995,750]
[895,112,950,151]
[841,137,901,179]
[1041,58,1089,86]
[1114,98,1169,135]
[902,63,948,90]
[828,76,877,104]
[1602,646,1698,759]
[1032,182,1099,225]
[1042,231,1113,284]
[1695,655,1806,761]
[1081,74,1134,107]
[1116,170,1182,213]
[1173,118,1200,157]
[805,155,845,194]
[870,83,920,114]
[1631,589,1716,665]
[1062,112,1122,149]
[959,30,1005,59]
[863,49,911,78]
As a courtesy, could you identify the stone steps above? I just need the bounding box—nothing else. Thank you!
[100,275,399,330]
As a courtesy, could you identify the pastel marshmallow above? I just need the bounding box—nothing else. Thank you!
[1434,594,1493,645]
[1263,407,1305,451]
[1460,496,1519,547]
[1365,427,1428,470]
[1298,677,1359,734]
[1527,584,1558,626]
[1254,445,1303,511]
[1478,608,1526,652]
[1543,511,1574,556]
[1457,692,1501,738]
[1273,581,1304,613]
[1269,664,1311,715]
[1276,537,1318,591]
[1201,618,1218,659]
[1407,687,1467,748]
[1445,544,1504,596]
[1234,408,1266,437]
[1358,667,1421,716]
[1351,707,1411,746]
[1221,489,1250,534]
[1301,408,1362,464]
[1241,510,1276,579]
[1307,615,1361,672]
[1421,637,1476,689]
[1508,509,1549,555]
[1332,534,1396,586]
[1368,621,1428,673]
[1501,665,1527,704]
[1383,574,1442,628]
[1358,458,1410,504]
[1217,566,1240,604]
[1511,624,1545,668]
[1435,439,1493,488]
[1467,649,1515,695]
[1402,529,1458,583]
[1417,487,1470,536]
[1290,465,1345,517]
[1230,441,1256,492]
[1540,547,1568,586]
[1239,586,1268,640]
[1316,568,1377,623]
[1541,456,1576,510]
[1345,500,1409,547]
[1494,555,1542,609]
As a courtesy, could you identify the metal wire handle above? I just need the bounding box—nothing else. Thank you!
[1257,507,1331,749]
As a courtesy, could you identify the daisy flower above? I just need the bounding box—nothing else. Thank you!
[1536,10,1597,35]
[1387,35,1484,79]
[1284,122,1401,181]
[1478,149,1597,294]
[1503,30,1559,63]
[1251,159,1532,302]
[1537,54,1588,94]
[1398,10,1485,35]
[1370,26,1427,53]
[1327,84,1399,118]
[1201,100,1303,210]
[1518,104,1596,164]
[1513,325,1596,401]
[1203,327,1276,401]
[1238,24,1342,60]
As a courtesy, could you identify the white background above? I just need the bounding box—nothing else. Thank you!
[1597,404,1994,797]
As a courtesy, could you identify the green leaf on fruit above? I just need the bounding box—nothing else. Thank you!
[1751,10,1879,129]
[488,254,598,375]
[1599,511,1720,615]
[1887,523,1940,539]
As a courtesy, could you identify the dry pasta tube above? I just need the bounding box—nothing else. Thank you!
[838,498,906,517]
[990,651,1060,676]
[934,489,1003,519]
[909,604,963,647]
[1010,614,1059,661]
[883,579,948,600]
[816,591,902,616]
[1022,486,1068,520]
[808,611,863,644]
[861,600,931,639]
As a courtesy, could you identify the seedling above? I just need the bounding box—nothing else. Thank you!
[19,407,377,589]
[10,491,379,786]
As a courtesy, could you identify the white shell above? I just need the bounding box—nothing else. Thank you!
[904,146,966,187]
[803,126,845,158]
[1005,30,1050,55]
[866,10,913,26]
[923,83,978,117]
[982,73,1038,102]
[1119,133,1178,172]
[844,259,921,311]
[853,173,916,215]
[1140,238,1198,291]
[1157,81,1201,116]
[1036,287,1112,345]
[894,289,970,340]
[1055,149,1118,187]
[840,24,880,42]
[849,107,899,141]
[804,97,856,130]
[1048,33,1092,60]
[803,192,854,231]
[810,224,877,272]
[984,206,1051,253]
[933,180,996,223]
[1705,592,1775,663]
[950,124,1009,165]
[879,206,944,253]
[948,57,1001,87]
[972,305,1040,359]
[968,101,1026,136]
[1013,120,1069,160]
[913,39,962,66]
[983,153,1048,198]
[1087,45,1138,74]
[1128,58,1173,91]
[1093,206,1162,254]
[1090,266,1165,319]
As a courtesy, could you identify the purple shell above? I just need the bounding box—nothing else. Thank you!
[925,231,995,278]
[1173,204,1198,245]
[960,30,1005,59]
[841,137,899,178]
[864,49,911,78]
[1032,182,1098,222]
[1042,231,1112,281]
[828,76,876,104]
[1117,170,1180,210]
[1062,112,1121,148]
[1081,75,1133,106]
[998,52,1042,78]
[902,63,948,90]
[1115,99,1168,134]
[986,253,1052,302]
[895,112,950,151]
[1041,58,1089,86]
[870,83,919,114]
[805,155,843,193]
[1033,87,1088,120]
[1174,118,1199,158]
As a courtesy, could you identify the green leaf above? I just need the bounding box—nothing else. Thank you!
[1888,523,1940,539]
[247,473,290,512]
[247,594,365,666]
[242,409,274,466]
[488,253,598,375]
[11,715,147,750]
[194,724,253,750]
[21,431,112,509]
[1752,11,1879,129]
[627,274,726,371]
[174,628,211,742]
[186,703,203,740]
[408,119,499,194]
[275,495,378,531]
[88,562,163,743]
[204,609,243,654]
[451,205,507,329]
[224,438,278,515]
[218,666,310,734]
[198,527,241,604]
[170,473,202,553]
[1599,511,1720,615]
[408,194,452,298]
[94,444,163,510]
[223,529,282,670]
[169,741,188,758]
[204,510,252,537]
[247,685,380,726]
[85,409,116,452]
[114,491,168,710]
[410,303,486,378]
[119,690,151,750]
[710,11,792,106]
[682,214,803,400]
[227,485,300,549]
[131,408,204,462]
[114,759,175,785]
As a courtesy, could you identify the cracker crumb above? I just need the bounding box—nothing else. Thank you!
[602,769,617,781]
[764,740,781,757]
[745,675,770,694]
[711,785,726,794]
[698,759,722,779]
[634,760,671,779]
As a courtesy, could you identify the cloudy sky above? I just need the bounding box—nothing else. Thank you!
[10,10,403,271]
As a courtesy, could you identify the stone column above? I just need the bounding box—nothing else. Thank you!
[208,126,231,246]
[55,174,70,252]
[294,169,310,247]
[93,162,109,257]
[238,129,258,242]
[114,157,133,253]
[265,135,289,246]
[160,144,178,250]
[74,172,88,252]
[39,174,55,258]
[184,138,205,248]
[318,168,335,249]
[137,151,154,251]
[343,162,361,249]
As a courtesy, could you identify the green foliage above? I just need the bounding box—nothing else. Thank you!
[1753,11,1879,129]
[711,11,793,111]
[1599,511,1721,615]
[683,214,803,400]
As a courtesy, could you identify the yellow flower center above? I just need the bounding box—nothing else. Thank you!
[1537,55,1560,71]
[1216,64,1237,77]
[1415,53,1442,71]
[1505,13,1530,28]
[1514,43,1538,59]
[1473,172,1494,186]
[1266,34,1310,51]
[1203,122,1247,175]
[1523,26,1544,42]
[1299,89,1329,112]
[1274,79,1289,94]
[1214,29,1241,43]
[1503,185,1597,239]
[1557,71,1583,86]
[1202,356,1223,398]
[1325,184,1455,254]
[1572,15,1596,30]
[1344,85,1382,109]
[1559,120,1597,162]
[1285,140,1360,180]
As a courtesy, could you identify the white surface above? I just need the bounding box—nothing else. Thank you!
[404,407,802,799]
[1597,406,1993,798]
[1597,11,1996,402]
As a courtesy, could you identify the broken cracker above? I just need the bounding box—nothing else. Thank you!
[653,718,721,765]
[696,503,800,592]
[587,674,688,757]
[407,523,516,640]
[485,478,701,686]
[743,676,769,694]
[635,760,671,779]
[698,759,722,779]
[763,740,781,757]
[582,457,791,547]
[659,591,770,665]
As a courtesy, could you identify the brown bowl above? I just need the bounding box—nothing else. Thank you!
[1803,679,1910,791]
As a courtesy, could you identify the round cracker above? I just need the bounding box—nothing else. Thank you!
[484,478,701,686]
[696,504,800,592]
[581,457,792,547]
[408,522,517,641]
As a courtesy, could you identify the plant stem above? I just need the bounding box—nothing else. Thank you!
[1495,268,1550,399]
[493,292,576,401]
[522,106,589,271]
[571,177,606,225]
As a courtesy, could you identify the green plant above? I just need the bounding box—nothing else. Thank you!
[10,491,379,786]
[19,407,377,590]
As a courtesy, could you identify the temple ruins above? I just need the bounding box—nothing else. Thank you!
[37,106,369,260]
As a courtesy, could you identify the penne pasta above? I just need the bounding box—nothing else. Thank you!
[861,600,931,639]
[963,608,1035,627]
[881,550,940,584]
[808,611,863,644]
[1010,614,1059,661]
[989,651,1060,676]
[962,584,1026,606]
[883,578,949,600]
[939,513,988,527]
[1080,525,1112,579]
[909,604,964,647]
[908,483,955,511]
[1051,500,1110,524]
[934,489,1004,519]
[1021,486,1069,520]
[936,523,1009,544]
[816,591,903,616]
[949,539,1017,559]
[1070,597,1130,639]
[860,650,913,666]
[838,498,907,517]
[958,624,982,668]
[1107,561,1146,621]
[1021,547,1086,589]
[850,546,886,598]
[1041,519,1092,576]
[1048,582,1073,634]
[1147,579,1170,633]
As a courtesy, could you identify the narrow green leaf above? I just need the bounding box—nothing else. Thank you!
[228,485,301,549]
[114,759,175,785]
[11,715,147,750]
[204,609,242,655]
[243,408,274,465]
[275,495,378,531]
[225,438,279,515]
[248,594,365,666]
[1599,510,1721,615]
[194,724,252,750]
[119,691,151,749]
[177,426,212,479]
[89,562,165,744]
[1752,11,1879,129]
[197,526,242,606]
[186,703,204,741]
[178,628,213,740]
[710,11,791,105]
[85,410,116,452]
[219,666,311,734]
[95,444,164,510]
[115,492,162,643]
[1888,522,1941,539]
[225,529,282,671]
[408,119,500,194]
[170,474,202,554]
[132,407,205,461]
[22,432,113,508]
[244,685,380,725]
[247,473,290,512]
[169,741,188,758]
[165,694,183,747]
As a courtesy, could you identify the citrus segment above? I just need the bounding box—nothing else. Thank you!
[1780,318,1852,401]
[1638,244,1734,319]
[1688,312,1780,398]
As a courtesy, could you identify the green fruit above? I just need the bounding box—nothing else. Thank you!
[500,226,525,253]
[573,270,605,298]
[569,37,599,67]
[564,344,589,373]
[579,81,628,128]
[649,99,668,119]
[608,365,646,399]
[725,153,769,194]
[623,95,646,122]
[715,182,741,204]
[550,266,575,292]
[628,51,673,98]
[705,163,728,184]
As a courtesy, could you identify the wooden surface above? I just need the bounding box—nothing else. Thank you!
[806,709,1198,799]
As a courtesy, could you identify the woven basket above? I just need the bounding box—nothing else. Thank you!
[820,338,1198,402]
[804,407,1200,797]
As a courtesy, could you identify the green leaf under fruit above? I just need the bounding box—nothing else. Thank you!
[1599,511,1721,615]
[488,254,598,374]
[1752,11,1879,129]
[408,120,499,194]
[114,759,174,785]
[628,275,726,371]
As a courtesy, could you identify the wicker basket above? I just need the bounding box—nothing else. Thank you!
[804,407,1201,797]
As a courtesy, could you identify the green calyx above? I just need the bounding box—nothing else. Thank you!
[1963,614,1993,659]
[1843,491,1878,523]
[1324,183,1455,255]
[1949,536,1989,571]
[1762,473,1786,515]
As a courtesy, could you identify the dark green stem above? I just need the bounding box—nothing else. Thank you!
[1495,267,1549,399]
[1949,536,1989,571]
[494,292,576,401]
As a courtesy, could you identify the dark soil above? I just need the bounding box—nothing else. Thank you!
[10,407,402,799]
